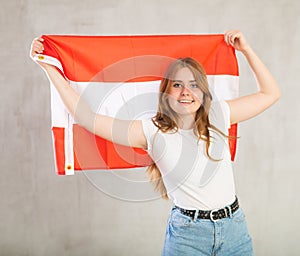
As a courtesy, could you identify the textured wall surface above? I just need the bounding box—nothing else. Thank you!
[1,0,299,255]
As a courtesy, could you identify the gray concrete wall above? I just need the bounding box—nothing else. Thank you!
[1,0,299,255]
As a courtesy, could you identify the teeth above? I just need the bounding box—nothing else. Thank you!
[178,100,193,103]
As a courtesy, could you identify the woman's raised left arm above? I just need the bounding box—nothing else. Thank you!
[224,30,281,124]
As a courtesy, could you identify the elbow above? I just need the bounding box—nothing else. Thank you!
[74,110,96,134]
[268,92,281,107]
[266,85,281,105]
[78,120,93,133]
[74,116,90,131]
[273,87,282,103]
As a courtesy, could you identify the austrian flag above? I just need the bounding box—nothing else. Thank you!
[34,34,239,175]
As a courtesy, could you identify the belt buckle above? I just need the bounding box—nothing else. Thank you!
[209,209,219,222]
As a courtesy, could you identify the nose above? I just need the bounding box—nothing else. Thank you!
[181,85,190,96]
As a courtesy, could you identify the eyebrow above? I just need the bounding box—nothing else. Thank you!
[172,80,197,83]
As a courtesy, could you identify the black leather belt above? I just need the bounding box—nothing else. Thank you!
[175,197,239,222]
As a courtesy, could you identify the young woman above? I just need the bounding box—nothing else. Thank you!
[30,30,281,255]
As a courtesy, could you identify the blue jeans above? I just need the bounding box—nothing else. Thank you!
[162,207,254,256]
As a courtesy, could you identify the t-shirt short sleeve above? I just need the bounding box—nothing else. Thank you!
[209,100,231,135]
[141,119,158,153]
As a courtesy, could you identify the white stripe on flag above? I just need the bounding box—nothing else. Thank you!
[50,80,75,175]
[50,76,239,127]
[65,113,74,175]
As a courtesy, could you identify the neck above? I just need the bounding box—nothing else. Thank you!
[177,115,195,130]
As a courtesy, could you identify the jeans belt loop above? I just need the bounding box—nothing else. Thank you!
[225,205,232,218]
[193,209,199,222]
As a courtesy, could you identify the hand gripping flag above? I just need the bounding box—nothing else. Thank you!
[34,34,239,175]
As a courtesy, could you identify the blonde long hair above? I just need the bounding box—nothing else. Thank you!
[147,57,221,200]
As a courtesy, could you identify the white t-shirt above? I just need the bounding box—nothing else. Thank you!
[142,100,236,210]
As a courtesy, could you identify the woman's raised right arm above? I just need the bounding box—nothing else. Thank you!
[30,38,147,149]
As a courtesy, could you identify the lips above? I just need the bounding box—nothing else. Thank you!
[178,99,194,104]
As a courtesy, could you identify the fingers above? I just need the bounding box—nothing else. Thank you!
[224,30,241,47]
[224,30,250,53]
[30,37,45,59]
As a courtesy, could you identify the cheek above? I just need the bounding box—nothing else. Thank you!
[166,89,179,106]
[192,91,204,104]
[167,95,178,110]
[168,88,180,98]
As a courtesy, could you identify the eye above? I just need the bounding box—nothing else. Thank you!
[172,83,182,88]
[190,84,199,88]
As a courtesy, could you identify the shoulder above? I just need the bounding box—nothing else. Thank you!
[141,119,159,152]
[141,119,158,134]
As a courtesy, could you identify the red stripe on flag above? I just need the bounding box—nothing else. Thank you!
[229,124,237,161]
[73,125,152,171]
[52,127,66,175]
[41,35,238,82]
[52,124,236,174]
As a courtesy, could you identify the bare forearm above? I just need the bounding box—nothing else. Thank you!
[43,65,100,133]
[44,65,80,116]
[242,46,281,100]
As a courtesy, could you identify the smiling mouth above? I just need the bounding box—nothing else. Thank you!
[178,99,194,104]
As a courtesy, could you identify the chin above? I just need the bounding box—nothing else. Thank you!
[172,108,197,118]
